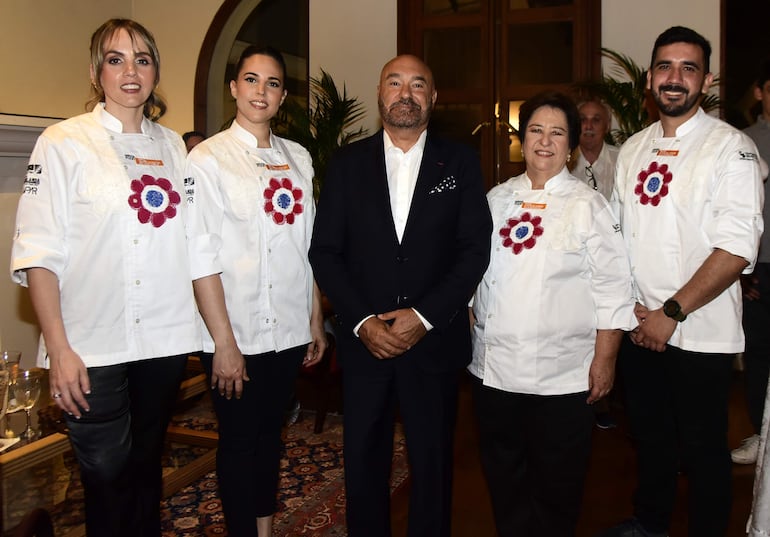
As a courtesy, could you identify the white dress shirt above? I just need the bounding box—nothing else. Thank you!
[615,108,764,354]
[469,169,635,395]
[185,120,316,354]
[573,142,619,202]
[11,104,200,367]
[384,129,427,242]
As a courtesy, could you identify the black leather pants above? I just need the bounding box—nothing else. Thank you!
[63,354,188,537]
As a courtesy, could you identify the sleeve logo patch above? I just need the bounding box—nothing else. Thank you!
[23,177,40,195]
[739,150,758,162]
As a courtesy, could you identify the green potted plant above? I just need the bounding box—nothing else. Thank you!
[275,70,368,199]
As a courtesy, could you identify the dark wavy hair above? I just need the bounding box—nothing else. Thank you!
[650,26,711,74]
[87,18,166,121]
[233,45,287,82]
[518,91,581,151]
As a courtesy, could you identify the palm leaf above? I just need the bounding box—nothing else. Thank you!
[275,69,367,199]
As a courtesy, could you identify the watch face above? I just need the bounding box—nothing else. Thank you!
[664,299,685,321]
[664,300,679,316]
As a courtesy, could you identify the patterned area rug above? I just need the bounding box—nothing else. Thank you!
[164,409,409,536]
[34,404,408,536]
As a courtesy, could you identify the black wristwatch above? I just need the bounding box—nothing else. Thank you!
[663,298,687,322]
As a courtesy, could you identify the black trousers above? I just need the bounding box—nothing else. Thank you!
[742,263,770,433]
[471,376,593,537]
[64,354,188,537]
[618,338,733,536]
[200,346,304,537]
[342,359,460,537]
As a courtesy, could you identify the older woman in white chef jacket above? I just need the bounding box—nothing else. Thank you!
[469,91,636,537]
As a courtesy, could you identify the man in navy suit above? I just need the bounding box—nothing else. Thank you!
[309,55,492,536]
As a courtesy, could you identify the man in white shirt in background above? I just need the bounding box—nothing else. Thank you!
[571,97,622,430]
[571,98,619,202]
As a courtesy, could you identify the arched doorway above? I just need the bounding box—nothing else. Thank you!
[193,0,309,135]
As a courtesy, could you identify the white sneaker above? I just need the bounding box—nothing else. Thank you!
[731,434,760,464]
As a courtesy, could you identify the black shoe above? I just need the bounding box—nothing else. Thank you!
[595,518,668,537]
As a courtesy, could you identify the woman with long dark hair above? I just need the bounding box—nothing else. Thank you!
[185,45,327,536]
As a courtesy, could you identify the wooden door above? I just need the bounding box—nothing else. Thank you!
[398,0,601,189]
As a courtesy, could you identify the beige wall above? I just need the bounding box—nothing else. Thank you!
[0,192,38,367]
[309,0,397,134]
[0,0,223,134]
[0,0,718,362]
[1,0,720,135]
[603,1,721,78]
[0,0,129,121]
[132,0,225,133]
[0,0,393,133]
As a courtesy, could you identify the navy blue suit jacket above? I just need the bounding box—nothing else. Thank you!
[309,130,492,374]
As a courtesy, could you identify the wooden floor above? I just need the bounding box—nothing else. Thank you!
[389,371,757,537]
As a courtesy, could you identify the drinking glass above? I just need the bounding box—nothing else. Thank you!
[0,369,9,423]
[10,369,43,440]
[1,351,21,438]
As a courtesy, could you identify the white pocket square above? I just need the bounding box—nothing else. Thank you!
[429,175,456,195]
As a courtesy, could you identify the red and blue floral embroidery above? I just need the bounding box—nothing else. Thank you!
[128,174,181,228]
[635,161,672,206]
[264,177,303,224]
[499,211,543,254]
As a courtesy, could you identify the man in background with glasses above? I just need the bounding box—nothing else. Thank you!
[571,98,619,202]
[571,97,622,430]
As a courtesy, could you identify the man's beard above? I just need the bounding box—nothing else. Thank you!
[379,97,431,129]
[652,84,702,117]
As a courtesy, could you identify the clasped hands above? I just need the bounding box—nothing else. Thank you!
[358,308,427,359]
[628,302,677,352]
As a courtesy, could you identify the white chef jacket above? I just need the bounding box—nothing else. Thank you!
[744,116,770,263]
[469,169,636,395]
[614,108,764,354]
[185,120,316,354]
[11,104,201,367]
[573,142,619,202]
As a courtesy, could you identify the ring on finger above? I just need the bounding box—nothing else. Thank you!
[52,393,62,399]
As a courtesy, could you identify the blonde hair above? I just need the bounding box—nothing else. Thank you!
[87,19,167,121]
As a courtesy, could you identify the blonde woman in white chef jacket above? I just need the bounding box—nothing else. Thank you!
[469,91,636,537]
[11,19,200,537]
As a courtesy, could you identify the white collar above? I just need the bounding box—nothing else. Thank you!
[229,119,278,150]
[383,129,428,155]
[92,102,151,134]
[522,166,571,190]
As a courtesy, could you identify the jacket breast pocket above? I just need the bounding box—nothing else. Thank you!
[226,176,262,221]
